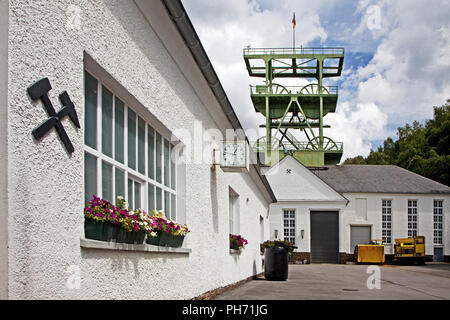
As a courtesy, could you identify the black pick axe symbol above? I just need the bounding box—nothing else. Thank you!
[27,78,80,154]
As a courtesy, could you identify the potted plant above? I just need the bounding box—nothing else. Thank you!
[230,234,248,250]
[149,211,190,248]
[260,240,295,254]
[84,196,111,241]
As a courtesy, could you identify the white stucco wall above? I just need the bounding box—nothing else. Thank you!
[0,0,9,300]
[342,193,450,256]
[5,0,271,299]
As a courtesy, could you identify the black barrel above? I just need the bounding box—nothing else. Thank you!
[264,244,291,281]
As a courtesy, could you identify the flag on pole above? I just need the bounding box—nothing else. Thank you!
[292,12,296,28]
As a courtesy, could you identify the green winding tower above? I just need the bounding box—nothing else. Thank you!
[243,47,345,167]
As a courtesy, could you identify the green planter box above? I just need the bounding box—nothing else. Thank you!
[84,219,104,241]
[160,232,185,248]
[135,231,146,245]
[103,223,121,242]
[145,231,161,246]
[116,228,135,244]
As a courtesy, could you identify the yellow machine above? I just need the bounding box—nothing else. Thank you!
[354,240,385,264]
[393,236,426,264]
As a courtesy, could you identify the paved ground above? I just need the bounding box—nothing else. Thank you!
[214,263,450,300]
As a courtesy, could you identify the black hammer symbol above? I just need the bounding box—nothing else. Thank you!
[28,78,80,154]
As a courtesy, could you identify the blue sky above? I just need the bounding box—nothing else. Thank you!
[183,0,450,161]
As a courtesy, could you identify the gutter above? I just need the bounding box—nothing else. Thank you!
[161,0,277,203]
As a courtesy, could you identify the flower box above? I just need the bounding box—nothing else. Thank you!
[103,222,121,242]
[135,231,146,245]
[146,231,162,246]
[84,219,104,241]
[159,232,185,248]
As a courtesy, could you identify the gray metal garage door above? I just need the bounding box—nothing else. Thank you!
[350,226,372,254]
[310,211,339,263]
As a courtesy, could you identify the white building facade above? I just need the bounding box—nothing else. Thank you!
[267,156,450,263]
[0,0,275,299]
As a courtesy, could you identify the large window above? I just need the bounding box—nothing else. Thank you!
[283,209,296,245]
[433,200,443,245]
[84,71,177,219]
[407,200,417,238]
[382,200,392,244]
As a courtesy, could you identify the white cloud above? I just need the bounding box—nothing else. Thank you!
[326,102,388,159]
[183,0,450,162]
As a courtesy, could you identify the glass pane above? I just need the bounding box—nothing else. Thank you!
[164,139,170,187]
[170,144,176,190]
[138,117,146,175]
[84,71,98,149]
[171,193,176,220]
[127,108,136,170]
[115,168,125,201]
[156,187,162,211]
[135,181,141,210]
[148,126,155,179]
[165,191,170,219]
[148,183,155,212]
[84,152,97,206]
[155,132,162,183]
[102,86,113,157]
[128,178,133,210]
[102,161,113,202]
[114,97,125,163]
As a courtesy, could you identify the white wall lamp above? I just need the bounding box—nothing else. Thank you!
[274,229,278,239]
[301,229,304,239]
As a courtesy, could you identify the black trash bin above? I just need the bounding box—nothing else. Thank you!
[264,243,297,281]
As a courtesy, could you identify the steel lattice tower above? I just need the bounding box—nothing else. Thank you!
[244,47,345,166]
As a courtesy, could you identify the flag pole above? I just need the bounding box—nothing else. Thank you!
[292,12,296,49]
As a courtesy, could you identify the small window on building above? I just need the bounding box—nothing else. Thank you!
[382,200,392,244]
[407,200,418,238]
[283,209,296,245]
[84,70,177,219]
[229,188,239,235]
[433,200,443,245]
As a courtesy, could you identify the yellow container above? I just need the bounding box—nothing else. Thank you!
[355,244,385,264]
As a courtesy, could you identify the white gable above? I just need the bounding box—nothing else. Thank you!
[264,156,347,202]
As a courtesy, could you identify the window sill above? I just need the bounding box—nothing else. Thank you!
[229,249,242,255]
[80,238,191,254]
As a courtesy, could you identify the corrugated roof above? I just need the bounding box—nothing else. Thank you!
[310,165,450,194]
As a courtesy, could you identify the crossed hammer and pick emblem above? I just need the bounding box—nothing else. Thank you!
[28,78,80,153]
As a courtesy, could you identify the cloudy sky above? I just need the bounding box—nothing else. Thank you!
[182,0,450,161]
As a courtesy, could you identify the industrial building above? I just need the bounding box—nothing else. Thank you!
[266,156,450,263]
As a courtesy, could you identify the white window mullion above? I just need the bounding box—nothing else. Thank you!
[96,82,102,198]
[124,105,128,202]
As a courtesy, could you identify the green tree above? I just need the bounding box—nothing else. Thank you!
[343,99,450,186]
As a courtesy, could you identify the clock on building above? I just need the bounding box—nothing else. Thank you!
[220,141,249,173]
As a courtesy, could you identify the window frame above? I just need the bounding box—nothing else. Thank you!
[381,199,392,244]
[283,209,296,245]
[407,199,418,238]
[83,70,179,219]
[433,200,444,245]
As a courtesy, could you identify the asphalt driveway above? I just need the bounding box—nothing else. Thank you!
[214,263,450,300]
